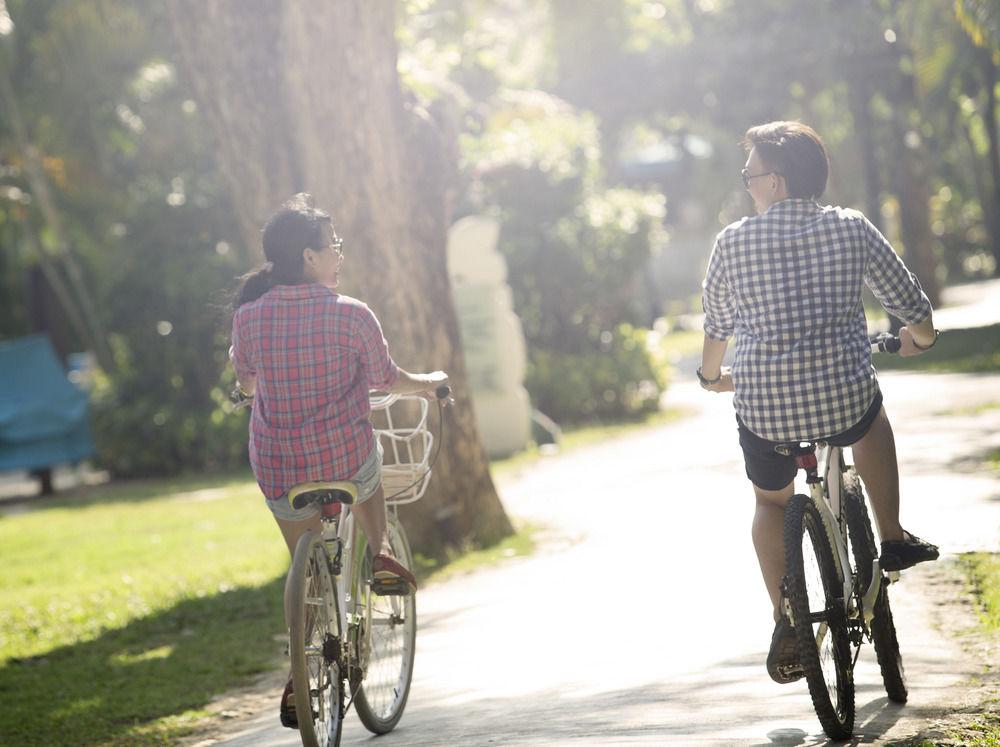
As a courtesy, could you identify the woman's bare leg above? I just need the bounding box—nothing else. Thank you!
[349,485,391,556]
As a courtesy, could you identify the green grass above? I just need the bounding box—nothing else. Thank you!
[876,323,1000,373]
[938,400,1000,417]
[0,475,289,746]
[958,552,1000,631]
[0,472,548,745]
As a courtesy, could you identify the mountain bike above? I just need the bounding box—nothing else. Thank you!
[233,386,450,747]
[779,334,907,739]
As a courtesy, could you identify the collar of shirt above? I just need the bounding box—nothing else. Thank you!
[759,197,822,221]
[266,283,337,301]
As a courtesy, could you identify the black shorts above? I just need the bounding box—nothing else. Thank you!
[737,390,884,491]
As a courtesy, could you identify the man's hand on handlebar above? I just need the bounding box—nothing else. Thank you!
[700,366,735,393]
[898,326,938,358]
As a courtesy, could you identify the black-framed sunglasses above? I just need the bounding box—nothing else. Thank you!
[328,237,344,259]
[741,167,782,190]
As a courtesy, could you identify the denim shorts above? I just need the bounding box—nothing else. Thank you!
[737,390,883,491]
[266,441,383,522]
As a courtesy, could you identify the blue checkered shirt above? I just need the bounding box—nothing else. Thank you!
[702,198,932,442]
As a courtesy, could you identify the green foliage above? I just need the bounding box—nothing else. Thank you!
[526,323,667,423]
[0,1,249,477]
[457,87,669,421]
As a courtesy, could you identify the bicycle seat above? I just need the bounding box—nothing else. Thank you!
[774,442,822,457]
[287,480,358,511]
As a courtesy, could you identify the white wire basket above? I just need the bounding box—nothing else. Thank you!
[369,393,435,505]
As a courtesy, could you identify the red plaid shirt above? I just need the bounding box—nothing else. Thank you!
[230,284,398,501]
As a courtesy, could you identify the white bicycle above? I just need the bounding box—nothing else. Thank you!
[778,334,907,739]
[279,388,449,747]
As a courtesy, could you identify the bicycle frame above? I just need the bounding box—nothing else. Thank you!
[806,444,883,626]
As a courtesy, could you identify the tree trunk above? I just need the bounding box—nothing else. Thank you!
[165,1,511,554]
[847,82,884,231]
[978,46,1000,272]
[883,44,942,307]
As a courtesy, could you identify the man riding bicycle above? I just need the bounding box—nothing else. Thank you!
[698,121,940,684]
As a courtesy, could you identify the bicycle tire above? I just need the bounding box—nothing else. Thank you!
[843,470,908,703]
[352,512,417,734]
[287,530,344,747]
[784,494,855,740]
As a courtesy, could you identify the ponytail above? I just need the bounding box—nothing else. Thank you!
[231,192,334,311]
[233,262,276,309]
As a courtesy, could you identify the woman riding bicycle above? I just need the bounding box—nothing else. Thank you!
[229,193,447,725]
[697,121,939,684]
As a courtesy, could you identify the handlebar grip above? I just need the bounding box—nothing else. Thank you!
[435,385,452,400]
[871,335,901,354]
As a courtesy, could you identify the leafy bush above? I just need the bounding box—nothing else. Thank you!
[525,323,667,423]
[462,90,670,423]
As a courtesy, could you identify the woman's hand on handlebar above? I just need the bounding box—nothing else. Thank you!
[391,368,453,403]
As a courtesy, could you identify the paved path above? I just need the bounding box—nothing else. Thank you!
[211,369,1000,747]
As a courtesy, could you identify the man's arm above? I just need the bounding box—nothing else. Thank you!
[700,236,736,392]
[862,217,936,354]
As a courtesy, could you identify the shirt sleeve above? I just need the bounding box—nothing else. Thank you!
[355,305,399,391]
[229,308,256,382]
[702,235,737,341]
[861,218,932,325]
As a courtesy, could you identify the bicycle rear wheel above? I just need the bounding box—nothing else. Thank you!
[287,530,344,747]
[352,512,417,734]
[784,494,855,740]
[843,470,907,703]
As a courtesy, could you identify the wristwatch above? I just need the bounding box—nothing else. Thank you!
[697,367,722,387]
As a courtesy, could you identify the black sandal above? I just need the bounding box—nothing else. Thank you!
[880,530,939,572]
[279,678,298,729]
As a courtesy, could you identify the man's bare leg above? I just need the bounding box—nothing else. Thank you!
[752,481,795,621]
[849,406,904,543]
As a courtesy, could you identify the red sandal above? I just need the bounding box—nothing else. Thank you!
[372,553,417,595]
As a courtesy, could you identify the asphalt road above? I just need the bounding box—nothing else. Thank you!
[210,369,1000,747]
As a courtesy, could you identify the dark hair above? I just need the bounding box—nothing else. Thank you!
[743,121,829,200]
[233,193,333,309]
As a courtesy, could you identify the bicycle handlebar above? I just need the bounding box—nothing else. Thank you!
[870,334,901,354]
[231,384,453,410]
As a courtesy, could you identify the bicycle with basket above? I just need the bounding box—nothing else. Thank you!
[236,386,449,747]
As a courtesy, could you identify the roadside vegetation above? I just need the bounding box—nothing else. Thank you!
[876,324,1000,374]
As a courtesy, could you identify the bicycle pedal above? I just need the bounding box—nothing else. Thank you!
[371,578,413,596]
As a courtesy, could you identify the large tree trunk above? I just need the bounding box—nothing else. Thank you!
[883,43,942,307]
[165,2,511,554]
[978,46,1000,273]
[847,83,884,232]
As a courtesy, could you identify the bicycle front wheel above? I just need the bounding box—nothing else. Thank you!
[287,530,344,747]
[353,512,417,734]
[843,470,907,703]
[784,494,855,740]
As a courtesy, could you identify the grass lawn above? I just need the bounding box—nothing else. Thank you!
[0,475,289,746]
[876,323,1000,373]
[0,471,542,746]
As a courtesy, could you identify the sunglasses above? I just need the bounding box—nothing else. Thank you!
[741,167,782,190]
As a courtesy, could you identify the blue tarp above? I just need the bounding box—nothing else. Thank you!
[0,334,95,471]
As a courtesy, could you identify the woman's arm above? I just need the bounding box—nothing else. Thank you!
[388,368,449,395]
